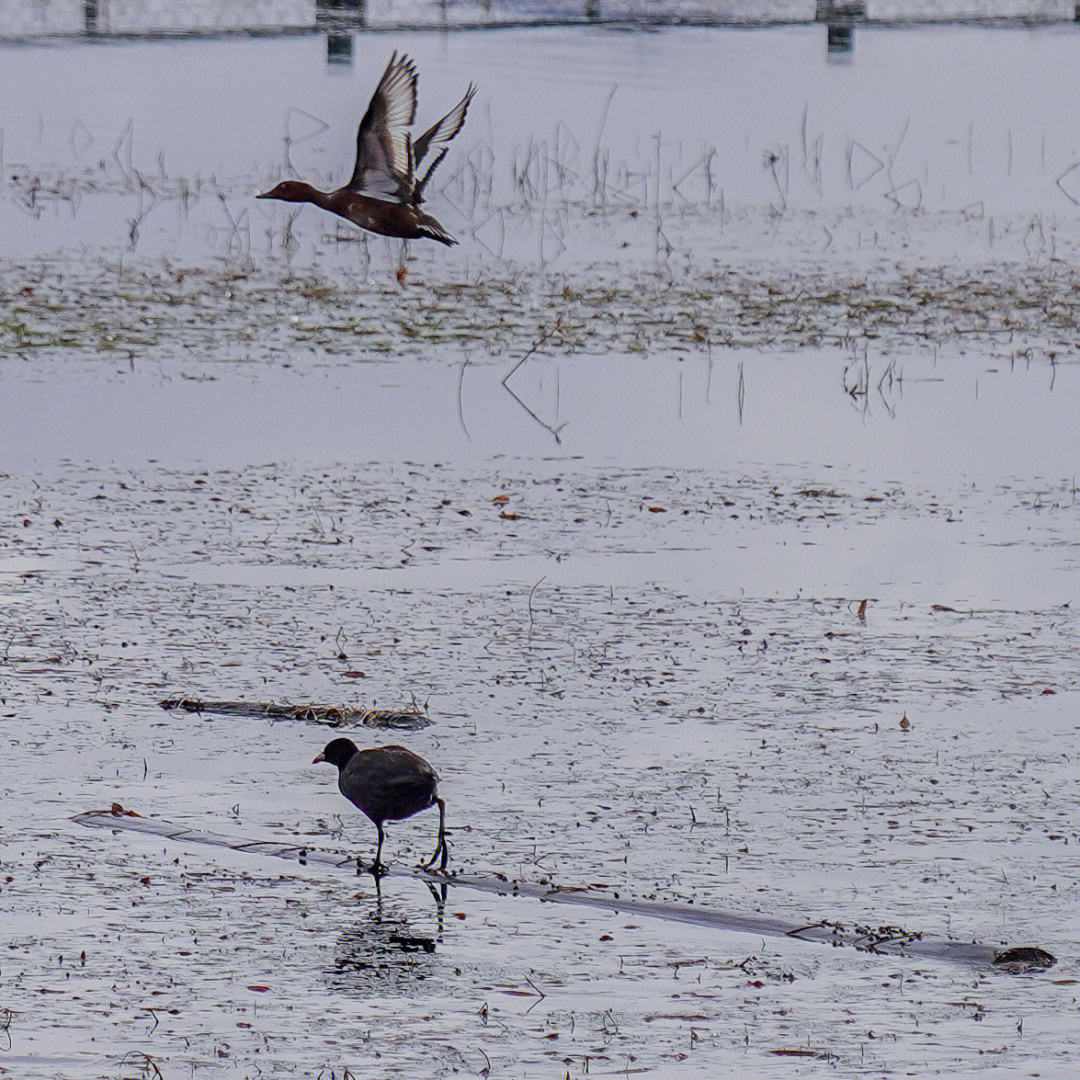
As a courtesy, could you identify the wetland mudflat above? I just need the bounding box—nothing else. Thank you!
[3,14,1080,1079]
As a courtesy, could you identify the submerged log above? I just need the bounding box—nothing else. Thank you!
[159,697,430,730]
[74,809,1055,973]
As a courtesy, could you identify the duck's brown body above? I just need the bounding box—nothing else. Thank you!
[333,190,456,244]
[257,53,473,248]
[260,182,455,245]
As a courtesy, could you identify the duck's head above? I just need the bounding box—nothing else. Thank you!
[257,180,316,203]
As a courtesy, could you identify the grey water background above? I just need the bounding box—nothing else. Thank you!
[3,3,1080,1077]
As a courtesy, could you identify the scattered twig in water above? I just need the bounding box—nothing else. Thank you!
[523,972,546,1014]
[527,576,546,644]
[118,1050,164,1080]
[501,319,568,443]
[457,354,472,440]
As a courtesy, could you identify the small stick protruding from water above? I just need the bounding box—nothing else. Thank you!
[527,575,546,644]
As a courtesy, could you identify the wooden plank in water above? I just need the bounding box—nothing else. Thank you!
[73,809,1055,973]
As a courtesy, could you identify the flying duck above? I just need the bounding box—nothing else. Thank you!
[258,53,475,246]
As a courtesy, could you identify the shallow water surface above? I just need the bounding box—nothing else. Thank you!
[3,14,1080,1080]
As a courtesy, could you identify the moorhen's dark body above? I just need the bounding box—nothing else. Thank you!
[258,53,475,246]
[314,737,448,874]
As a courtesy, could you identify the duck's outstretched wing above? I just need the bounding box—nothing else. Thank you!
[349,52,418,200]
[412,83,476,203]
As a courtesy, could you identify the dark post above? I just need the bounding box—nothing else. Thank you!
[327,31,353,66]
[827,23,854,55]
[817,0,864,59]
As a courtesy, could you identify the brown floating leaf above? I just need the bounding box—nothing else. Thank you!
[856,599,867,620]
[247,985,270,993]
[648,506,667,513]
[341,671,366,679]
[492,494,510,505]
[499,511,520,520]
[931,604,958,612]
[899,714,911,730]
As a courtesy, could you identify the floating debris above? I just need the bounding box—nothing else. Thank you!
[992,946,1058,973]
[159,698,430,730]
[75,810,1055,974]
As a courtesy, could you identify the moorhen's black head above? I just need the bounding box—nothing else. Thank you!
[313,737,359,769]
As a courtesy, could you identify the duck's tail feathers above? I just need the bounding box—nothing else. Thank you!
[422,223,458,247]
[417,213,457,246]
